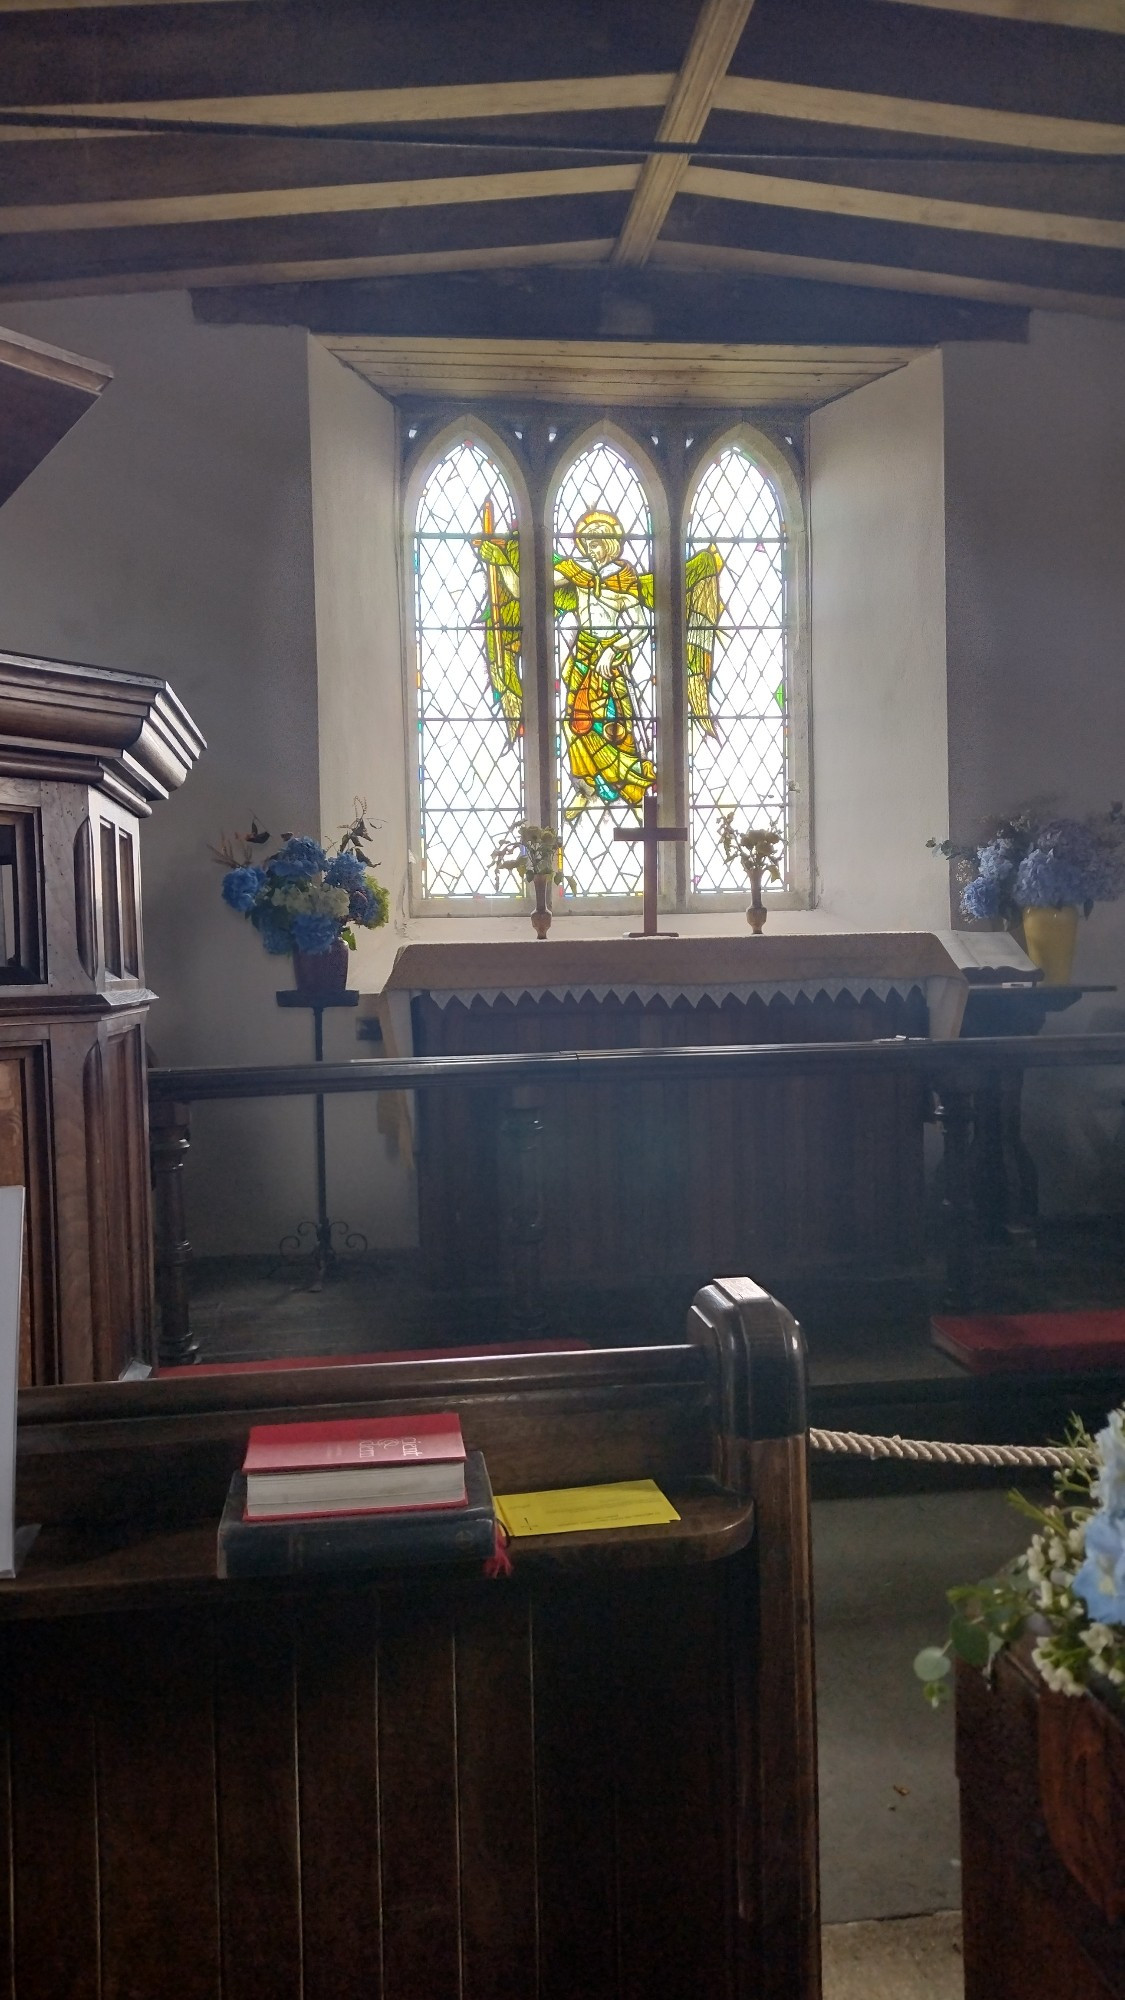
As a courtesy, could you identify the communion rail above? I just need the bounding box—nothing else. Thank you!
[147,1032,1125,1368]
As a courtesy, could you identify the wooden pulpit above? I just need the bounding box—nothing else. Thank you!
[0,651,203,1383]
[0,324,205,1384]
[2,1278,820,1999]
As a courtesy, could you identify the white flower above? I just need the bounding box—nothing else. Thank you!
[1069,1525,1088,1556]
[1081,1622,1114,1655]
[1033,1643,1082,1697]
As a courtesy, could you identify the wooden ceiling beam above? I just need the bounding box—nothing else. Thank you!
[728,0,1123,125]
[664,183,1124,293]
[0,240,616,301]
[189,263,1029,345]
[0,164,639,237]
[651,235,1125,315]
[0,194,634,294]
[4,76,674,139]
[0,0,247,9]
[874,0,1125,29]
[683,163,1125,248]
[613,0,755,266]
[0,2,694,110]
[711,75,1125,154]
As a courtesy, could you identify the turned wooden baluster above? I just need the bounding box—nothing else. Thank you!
[497,1084,548,1340]
[935,1078,977,1313]
[150,1098,198,1366]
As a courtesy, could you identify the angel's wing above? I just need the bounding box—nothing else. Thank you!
[474,514,523,744]
[685,546,724,737]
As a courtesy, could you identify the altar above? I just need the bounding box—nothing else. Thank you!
[377,933,970,1307]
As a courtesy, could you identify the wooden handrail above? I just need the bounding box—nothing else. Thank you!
[147,1030,1125,1368]
[148,1031,1125,1103]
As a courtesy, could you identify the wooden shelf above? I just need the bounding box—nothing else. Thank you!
[0,1485,754,1620]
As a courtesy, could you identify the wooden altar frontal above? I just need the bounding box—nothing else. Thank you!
[377,934,969,1300]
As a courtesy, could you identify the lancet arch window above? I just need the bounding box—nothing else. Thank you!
[406,420,807,912]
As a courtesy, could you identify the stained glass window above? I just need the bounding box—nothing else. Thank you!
[414,442,524,898]
[552,442,656,897]
[685,445,789,894]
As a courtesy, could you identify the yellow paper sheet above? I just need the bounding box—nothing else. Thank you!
[494,1479,681,1538]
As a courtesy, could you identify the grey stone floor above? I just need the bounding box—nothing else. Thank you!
[814,1487,1033,1924]
[822,1913,964,1999]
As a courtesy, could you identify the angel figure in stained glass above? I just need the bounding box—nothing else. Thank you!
[685,544,725,739]
[475,505,725,814]
[470,500,523,744]
[551,508,657,815]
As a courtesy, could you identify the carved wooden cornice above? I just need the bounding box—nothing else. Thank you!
[0,650,205,813]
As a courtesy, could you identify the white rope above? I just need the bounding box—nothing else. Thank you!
[808,1426,1083,1471]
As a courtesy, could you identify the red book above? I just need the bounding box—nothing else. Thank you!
[244,1412,464,1473]
[243,1412,466,1519]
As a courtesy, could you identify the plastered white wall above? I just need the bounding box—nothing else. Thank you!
[808,349,950,930]
[0,289,330,1252]
[306,339,415,1249]
[943,312,1125,1212]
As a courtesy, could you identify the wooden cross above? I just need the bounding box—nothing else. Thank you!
[614,789,688,937]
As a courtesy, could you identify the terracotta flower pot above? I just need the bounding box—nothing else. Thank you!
[292,937,349,994]
[1021,904,1079,986]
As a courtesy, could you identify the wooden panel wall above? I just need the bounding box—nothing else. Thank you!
[0,1043,53,1386]
[415,989,928,1294]
[84,1021,153,1380]
[0,1567,740,2000]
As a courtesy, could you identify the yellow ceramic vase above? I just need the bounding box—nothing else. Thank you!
[1020,903,1079,985]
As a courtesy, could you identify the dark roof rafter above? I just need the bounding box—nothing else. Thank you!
[191,262,1029,346]
[0,0,1120,318]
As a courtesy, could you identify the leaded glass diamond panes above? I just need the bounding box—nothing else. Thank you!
[552,443,656,897]
[414,443,524,898]
[685,446,788,894]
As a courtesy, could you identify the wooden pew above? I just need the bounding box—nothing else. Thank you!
[1,1279,819,2000]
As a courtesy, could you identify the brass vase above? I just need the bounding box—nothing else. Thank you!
[745,867,767,935]
[530,874,552,941]
[1020,904,1079,986]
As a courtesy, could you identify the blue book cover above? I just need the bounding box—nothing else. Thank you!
[217,1449,496,1578]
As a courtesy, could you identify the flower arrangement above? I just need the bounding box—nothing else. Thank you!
[718,811,784,888]
[215,806,389,957]
[718,811,784,932]
[929,804,1124,925]
[915,1409,1125,1707]
[491,822,575,894]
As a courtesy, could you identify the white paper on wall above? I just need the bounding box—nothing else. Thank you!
[0,1186,25,1579]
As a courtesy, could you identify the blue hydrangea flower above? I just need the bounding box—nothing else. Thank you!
[1094,1410,1125,1515]
[346,883,377,923]
[1013,850,1087,909]
[976,840,1019,883]
[291,911,340,955]
[257,917,293,955]
[960,875,1003,920]
[325,851,367,892]
[1074,1508,1125,1625]
[221,865,266,912]
[268,836,327,882]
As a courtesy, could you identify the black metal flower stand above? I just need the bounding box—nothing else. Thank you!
[275,988,367,1285]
